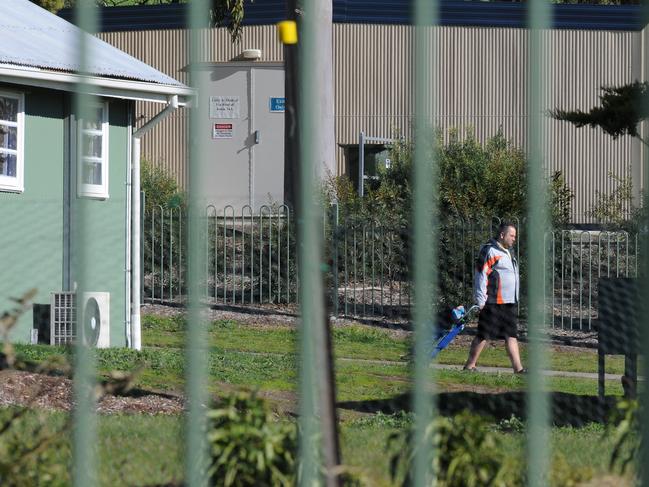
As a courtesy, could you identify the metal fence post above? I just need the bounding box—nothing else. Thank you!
[331,203,339,317]
[526,0,551,484]
[72,2,99,485]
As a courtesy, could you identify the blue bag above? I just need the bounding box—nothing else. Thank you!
[431,305,479,358]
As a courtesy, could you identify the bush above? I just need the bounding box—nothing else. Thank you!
[609,398,640,478]
[141,159,186,212]
[332,128,572,225]
[587,171,647,233]
[206,391,298,486]
[206,391,367,486]
[0,409,70,487]
[142,160,186,299]
[550,171,575,227]
[388,411,595,487]
[326,128,575,310]
[388,410,523,487]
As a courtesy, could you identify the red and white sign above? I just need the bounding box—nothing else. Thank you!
[212,123,233,139]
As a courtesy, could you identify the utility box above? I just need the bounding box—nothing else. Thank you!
[597,277,640,400]
[194,63,285,211]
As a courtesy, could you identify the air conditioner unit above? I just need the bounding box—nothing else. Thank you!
[81,292,110,348]
[50,292,110,348]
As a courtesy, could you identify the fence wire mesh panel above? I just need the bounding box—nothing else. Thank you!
[4,0,649,486]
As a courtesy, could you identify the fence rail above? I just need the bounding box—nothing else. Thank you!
[143,204,639,330]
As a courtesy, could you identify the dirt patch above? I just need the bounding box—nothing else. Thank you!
[144,303,299,329]
[257,389,299,416]
[0,369,299,417]
[0,369,184,415]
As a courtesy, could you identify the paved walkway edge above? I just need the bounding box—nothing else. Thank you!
[431,363,643,381]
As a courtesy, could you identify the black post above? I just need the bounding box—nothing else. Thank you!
[283,0,300,210]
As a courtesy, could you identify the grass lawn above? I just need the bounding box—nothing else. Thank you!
[340,416,625,487]
[94,413,627,486]
[142,315,626,375]
[4,314,633,486]
[2,408,628,486]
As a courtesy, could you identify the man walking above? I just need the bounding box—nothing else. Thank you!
[464,221,526,374]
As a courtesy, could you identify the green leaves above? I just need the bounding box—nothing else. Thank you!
[209,0,246,42]
[330,128,569,225]
[608,398,640,477]
[206,391,297,486]
[0,409,71,487]
[586,171,638,229]
[30,0,66,12]
[389,410,523,487]
[141,159,186,212]
[550,82,649,143]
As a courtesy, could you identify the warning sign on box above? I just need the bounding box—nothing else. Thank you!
[212,123,233,139]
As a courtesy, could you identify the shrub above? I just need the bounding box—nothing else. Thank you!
[0,291,70,486]
[388,411,595,487]
[141,159,186,212]
[438,129,527,220]
[0,409,71,487]
[205,391,367,486]
[609,398,640,478]
[326,128,575,310]
[142,160,186,299]
[332,128,572,225]
[388,410,523,487]
[206,391,298,486]
[549,171,575,227]
[587,171,647,233]
[549,454,594,487]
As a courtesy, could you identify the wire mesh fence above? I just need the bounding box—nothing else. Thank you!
[4,0,649,486]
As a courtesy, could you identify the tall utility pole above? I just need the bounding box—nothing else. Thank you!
[312,0,336,179]
[282,0,340,485]
[309,4,340,486]
[284,0,336,207]
[283,0,300,209]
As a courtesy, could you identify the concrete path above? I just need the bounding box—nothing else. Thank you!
[431,363,638,381]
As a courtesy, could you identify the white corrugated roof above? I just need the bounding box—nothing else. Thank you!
[0,0,184,88]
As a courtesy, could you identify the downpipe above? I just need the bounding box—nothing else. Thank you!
[131,95,178,350]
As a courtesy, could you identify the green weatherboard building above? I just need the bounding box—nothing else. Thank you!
[0,0,191,347]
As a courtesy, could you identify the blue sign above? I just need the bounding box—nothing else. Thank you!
[269,97,285,113]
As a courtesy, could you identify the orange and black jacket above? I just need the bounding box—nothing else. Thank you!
[473,238,519,307]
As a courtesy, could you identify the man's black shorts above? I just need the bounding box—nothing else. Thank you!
[477,303,518,340]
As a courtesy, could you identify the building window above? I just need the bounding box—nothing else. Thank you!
[0,91,25,192]
[78,102,109,198]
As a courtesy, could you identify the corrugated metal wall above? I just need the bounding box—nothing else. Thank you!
[100,24,643,223]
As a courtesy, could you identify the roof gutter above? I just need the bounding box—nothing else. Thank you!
[130,94,178,350]
[0,63,193,105]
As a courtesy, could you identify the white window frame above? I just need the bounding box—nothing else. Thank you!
[77,101,109,199]
[0,90,25,193]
